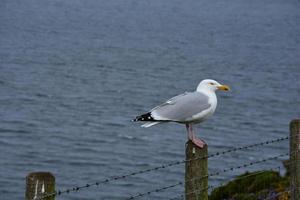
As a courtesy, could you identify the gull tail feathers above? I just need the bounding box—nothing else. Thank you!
[141,122,161,128]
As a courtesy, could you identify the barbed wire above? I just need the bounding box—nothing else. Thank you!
[185,135,289,163]
[125,152,290,199]
[38,135,289,199]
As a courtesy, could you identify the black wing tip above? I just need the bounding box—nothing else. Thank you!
[133,112,155,122]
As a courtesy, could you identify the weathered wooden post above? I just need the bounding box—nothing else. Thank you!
[185,141,208,200]
[290,119,300,200]
[25,172,55,200]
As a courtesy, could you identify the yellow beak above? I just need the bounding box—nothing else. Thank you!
[217,85,230,91]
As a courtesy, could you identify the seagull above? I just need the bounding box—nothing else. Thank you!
[133,79,230,148]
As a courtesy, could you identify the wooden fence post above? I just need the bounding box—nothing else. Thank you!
[290,119,300,200]
[25,172,55,200]
[185,141,208,200]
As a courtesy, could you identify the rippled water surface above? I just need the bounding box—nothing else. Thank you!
[0,0,300,199]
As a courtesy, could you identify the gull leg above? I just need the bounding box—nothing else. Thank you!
[186,124,193,140]
[186,124,206,148]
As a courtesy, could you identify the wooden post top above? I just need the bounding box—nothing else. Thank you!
[25,172,55,200]
[26,172,55,180]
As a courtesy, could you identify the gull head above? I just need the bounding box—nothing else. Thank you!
[197,79,230,92]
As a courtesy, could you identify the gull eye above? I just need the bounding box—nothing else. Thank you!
[209,82,215,85]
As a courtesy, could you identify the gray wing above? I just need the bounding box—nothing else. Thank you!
[151,92,211,121]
